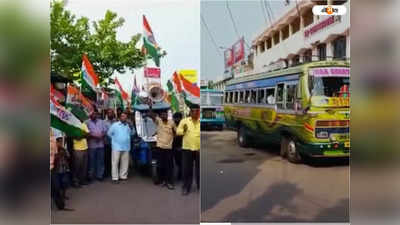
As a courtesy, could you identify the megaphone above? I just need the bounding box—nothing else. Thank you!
[148,83,166,102]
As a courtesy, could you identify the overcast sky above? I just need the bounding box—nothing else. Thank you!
[201,0,287,81]
[64,0,290,91]
[65,0,200,93]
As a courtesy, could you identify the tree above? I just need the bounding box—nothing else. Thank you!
[51,1,154,87]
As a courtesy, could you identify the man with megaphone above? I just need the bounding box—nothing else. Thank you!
[147,100,177,190]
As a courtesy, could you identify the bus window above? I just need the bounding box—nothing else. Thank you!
[266,88,275,104]
[257,89,265,104]
[286,84,297,110]
[234,91,238,103]
[201,92,208,105]
[251,90,257,104]
[276,83,285,109]
[239,91,244,103]
[245,90,250,103]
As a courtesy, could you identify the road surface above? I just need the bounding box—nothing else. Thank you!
[52,169,199,224]
[201,130,349,223]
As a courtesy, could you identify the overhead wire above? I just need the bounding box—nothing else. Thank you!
[225,0,252,50]
[201,14,222,57]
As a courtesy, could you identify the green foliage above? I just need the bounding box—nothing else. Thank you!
[50,0,145,87]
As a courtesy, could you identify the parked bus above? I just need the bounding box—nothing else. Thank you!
[201,89,225,130]
[224,60,350,163]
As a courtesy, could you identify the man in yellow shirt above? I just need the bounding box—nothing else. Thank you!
[148,104,177,189]
[177,104,200,196]
[72,123,90,187]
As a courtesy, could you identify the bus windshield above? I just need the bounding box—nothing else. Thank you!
[308,67,350,97]
[201,91,223,106]
[309,76,350,97]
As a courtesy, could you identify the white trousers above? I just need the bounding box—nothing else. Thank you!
[111,151,130,181]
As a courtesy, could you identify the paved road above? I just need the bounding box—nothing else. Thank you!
[51,169,199,224]
[201,130,349,223]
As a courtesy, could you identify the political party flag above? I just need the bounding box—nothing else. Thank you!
[50,96,88,137]
[50,84,65,103]
[143,15,160,67]
[66,84,94,122]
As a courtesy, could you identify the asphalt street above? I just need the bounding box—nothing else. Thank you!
[51,169,199,224]
[201,130,349,223]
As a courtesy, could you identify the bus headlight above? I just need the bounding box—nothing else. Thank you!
[316,131,329,139]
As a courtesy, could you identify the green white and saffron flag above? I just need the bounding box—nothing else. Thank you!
[143,15,160,67]
[114,89,125,109]
[178,73,200,106]
[167,80,179,112]
[131,75,140,106]
[81,54,99,101]
[50,97,87,137]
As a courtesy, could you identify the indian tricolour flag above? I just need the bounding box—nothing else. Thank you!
[50,97,87,137]
[143,15,160,67]
[166,79,179,112]
[81,54,99,101]
[179,73,200,106]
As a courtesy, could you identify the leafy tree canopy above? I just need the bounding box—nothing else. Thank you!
[51,0,151,87]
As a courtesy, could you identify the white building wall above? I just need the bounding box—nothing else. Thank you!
[252,1,350,74]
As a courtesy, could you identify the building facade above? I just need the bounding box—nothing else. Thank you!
[212,77,233,91]
[247,0,349,75]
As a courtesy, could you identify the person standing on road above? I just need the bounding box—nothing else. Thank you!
[72,123,90,187]
[172,112,183,181]
[177,104,200,196]
[107,112,135,184]
[86,111,107,182]
[104,109,117,178]
[148,104,176,190]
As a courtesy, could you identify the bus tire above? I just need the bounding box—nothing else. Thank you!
[286,137,302,164]
[280,137,288,158]
[238,126,249,148]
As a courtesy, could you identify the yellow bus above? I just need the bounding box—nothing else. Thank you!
[224,60,350,163]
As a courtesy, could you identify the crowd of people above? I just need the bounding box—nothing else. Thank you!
[50,104,200,211]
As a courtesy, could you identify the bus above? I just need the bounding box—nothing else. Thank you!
[201,89,225,130]
[224,60,350,163]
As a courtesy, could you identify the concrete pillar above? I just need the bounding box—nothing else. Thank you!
[264,39,268,51]
[279,29,283,42]
[328,0,333,5]
[312,46,319,61]
[326,41,333,61]
[272,34,275,47]
[300,15,304,30]
[299,53,304,63]
[289,23,293,36]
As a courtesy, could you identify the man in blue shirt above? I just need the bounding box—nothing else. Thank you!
[107,112,135,184]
